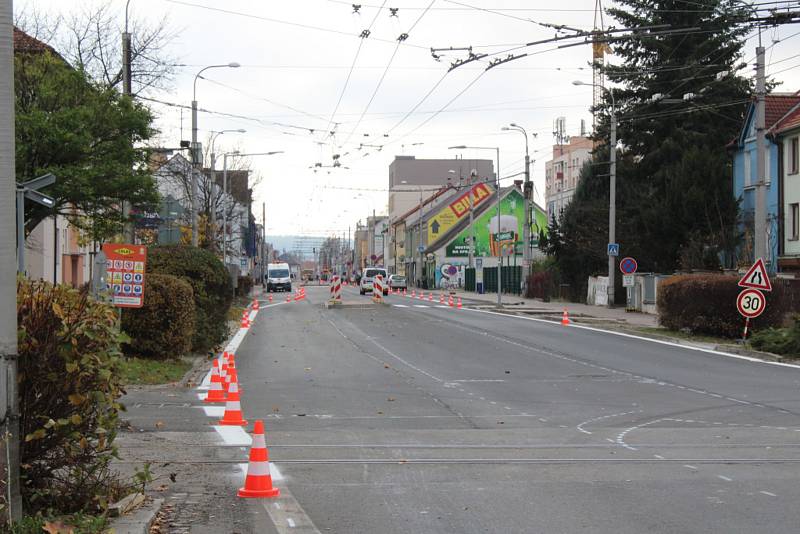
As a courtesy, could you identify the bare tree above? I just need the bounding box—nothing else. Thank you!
[14,0,178,94]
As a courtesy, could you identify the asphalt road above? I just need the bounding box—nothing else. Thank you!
[141,284,800,533]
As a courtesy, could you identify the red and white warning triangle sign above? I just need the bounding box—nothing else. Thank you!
[738,258,772,291]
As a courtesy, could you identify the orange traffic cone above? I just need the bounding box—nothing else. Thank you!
[457,297,463,309]
[240,314,250,328]
[448,295,454,307]
[268,294,273,303]
[219,382,247,426]
[418,291,424,300]
[561,308,571,326]
[252,299,259,310]
[204,361,226,402]
[403,288,407,297]
[428,293,433,302]
[411,289,416,298]
[238,420,280,498]
[440,293,445,304]
[286,294,291,303]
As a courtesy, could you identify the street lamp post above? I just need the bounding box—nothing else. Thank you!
[209,129,245,251]
[221,151,283,268]
[449,146,502,308]
[574,80,616,308]
[502,123,537,293]
[191,62,240,246]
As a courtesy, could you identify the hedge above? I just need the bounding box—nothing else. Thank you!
[121,273,195,359]
[146,245,233,352]
[17,279,126,514]
[657,274,790,338]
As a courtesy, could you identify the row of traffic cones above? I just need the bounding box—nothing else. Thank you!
[205,348,280,498]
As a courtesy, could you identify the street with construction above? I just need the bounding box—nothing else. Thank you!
[117,282,800,533]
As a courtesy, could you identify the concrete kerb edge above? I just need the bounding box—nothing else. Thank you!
[107,497,164,534]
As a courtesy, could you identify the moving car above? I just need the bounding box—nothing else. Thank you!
[266,262,292,292]
[388,274,407,290]
[359,267,389,295]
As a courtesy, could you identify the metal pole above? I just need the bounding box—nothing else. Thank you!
[754,43,766,262]
[16,190,24,274]
[1,0,22,522]
[418,186,423,288]
[121,1,133,242]
[608,100,617,308]
[190,99,199,246]
[522,147,531,288]
[222,154,228,266]
[468,170,474,269]
[496,147,502,309]
[210,150,216,251]
[261,202,265,286]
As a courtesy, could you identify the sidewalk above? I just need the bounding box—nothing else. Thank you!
[444,287,659,328]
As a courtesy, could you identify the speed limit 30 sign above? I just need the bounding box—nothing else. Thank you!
[736,288,766,318]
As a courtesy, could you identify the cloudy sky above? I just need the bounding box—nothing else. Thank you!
[16,0,800,237]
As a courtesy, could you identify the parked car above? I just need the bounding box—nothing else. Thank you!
[388,274,407,290]
[359,267,389,295]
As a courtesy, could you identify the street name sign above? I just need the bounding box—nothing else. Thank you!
[736,288,766,318]
[738,258,772,291]
[620,257,638,274]
[102,243,147,308]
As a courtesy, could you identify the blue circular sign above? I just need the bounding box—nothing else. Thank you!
[620,257,638,274]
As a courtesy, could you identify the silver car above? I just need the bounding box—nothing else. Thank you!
[359,268,389,295]
[388,274,407,290]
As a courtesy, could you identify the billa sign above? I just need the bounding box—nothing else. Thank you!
[102,243,147,308]
[426,182,493,246]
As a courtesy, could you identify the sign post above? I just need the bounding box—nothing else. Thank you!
[619,257,637,310]
[736,258,771,341]
[102,244,147,308]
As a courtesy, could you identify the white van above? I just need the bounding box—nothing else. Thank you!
[266,262,292,292]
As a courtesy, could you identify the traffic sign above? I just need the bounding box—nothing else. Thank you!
[417,245,425,253]
[738,258,772,291]
[737,288,766,318]
[607,243,619,256]
[102,243,147,308]
[622,274,635,287]
[619,257,638,274]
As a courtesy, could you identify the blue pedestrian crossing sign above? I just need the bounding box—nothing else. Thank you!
[607,243,620,256]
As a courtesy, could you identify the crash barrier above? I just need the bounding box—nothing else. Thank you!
[373,274,384,303]
[329,275,342,302]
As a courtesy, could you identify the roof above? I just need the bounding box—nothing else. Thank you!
[772,102,800,135]
[203,168,252,205]
[13,27,59,55]
[765,93,800,128]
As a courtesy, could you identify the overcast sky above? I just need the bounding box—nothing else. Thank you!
[16,0,800,237]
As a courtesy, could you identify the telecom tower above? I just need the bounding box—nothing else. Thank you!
[592,0,610,131]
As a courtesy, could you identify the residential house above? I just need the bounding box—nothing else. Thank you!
[544,135,593,222]
[731,92,800,271]
[773,99,800,273]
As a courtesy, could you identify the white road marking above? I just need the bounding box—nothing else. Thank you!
[451,379,506,383]
[287,518,296,527]
[201,406,225,417]
[393,304,409,308]
[576,410,642,435]
[717,475,733,482]
[463,307,800,370]
[684,465,698,470]
[654,454,665,459]
[759,491,777,497]
[213,425,252,446]
[413,304,429,308]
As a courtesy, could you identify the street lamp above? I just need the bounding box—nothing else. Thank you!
[502,123,537,290]
[573,79,616,308]
[449,145,502,308]
[221,151,283,268]
[209,129,246,250]
[190,62,240,246]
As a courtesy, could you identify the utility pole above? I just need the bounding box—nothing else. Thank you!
[122,0,134,242]
[261,202,265,286]
[495,147,502,309]
[608,100,617,309]
[754,41,767,263]
[1,0,22,523]
[468,169,475,269]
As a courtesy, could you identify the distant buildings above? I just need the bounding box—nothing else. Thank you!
[544,135,593,222]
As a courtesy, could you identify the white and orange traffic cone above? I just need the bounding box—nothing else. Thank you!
[448,295,454,307]
[428,293,433,302]
[238,420,280,498]
[204,360,226,403]
[411,289,416,298]
[561,308,571,326]
[240,313,250,328]
[268,294,273,303]
[219,382,247,426]
[286,294,291,303]
[403,288,407,297]
[440,293,445,304]
[252,298,259,310]
[457,297,463,309]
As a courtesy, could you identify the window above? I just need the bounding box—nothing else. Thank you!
[791,203,799,241]
[744,150,752,187]
[791,137,799,175]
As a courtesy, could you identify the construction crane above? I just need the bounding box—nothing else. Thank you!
[592,0,611,131]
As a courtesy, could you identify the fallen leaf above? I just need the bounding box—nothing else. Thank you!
[272,406,280,412]
[383,364,390,369]
[387,397,395,402]
[304,367,311,371]
[377,411,384,415]
[497,421,505,425]
[504,370,510,374]
[43,521,74,534]
[155,421,165,429]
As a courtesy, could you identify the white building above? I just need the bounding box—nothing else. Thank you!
[775,101,800,274]
[544,136,593,222]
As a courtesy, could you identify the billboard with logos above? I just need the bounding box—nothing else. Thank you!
[444,189,548,257]
[102,243,147,308]
[426,182,494,247]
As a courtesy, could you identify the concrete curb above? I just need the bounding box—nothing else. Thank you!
[107,497,163,534]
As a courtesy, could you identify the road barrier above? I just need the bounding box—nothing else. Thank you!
[238,420,280,498]
[329,275,342,302]
[373,275,384,303]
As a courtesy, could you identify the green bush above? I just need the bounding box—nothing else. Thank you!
[658,274,788,338]
[121,273,195,359]
[16,279,127,515]
[750,314,800,356]
[236,275,253,297]
[147,245,233,351]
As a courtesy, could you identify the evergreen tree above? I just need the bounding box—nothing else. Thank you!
[553,0,751,299]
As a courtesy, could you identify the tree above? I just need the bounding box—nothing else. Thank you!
[15,50,160,242]
[14,0,177,95]
[555,0,751,299]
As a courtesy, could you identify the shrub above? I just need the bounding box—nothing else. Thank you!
[147,245,233,352]
[525,271,552,300]
[121,273,195,359]
[658,274,789,338]
[236,275,253,297]
[750,314,800,356]
[16,279,127,514]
